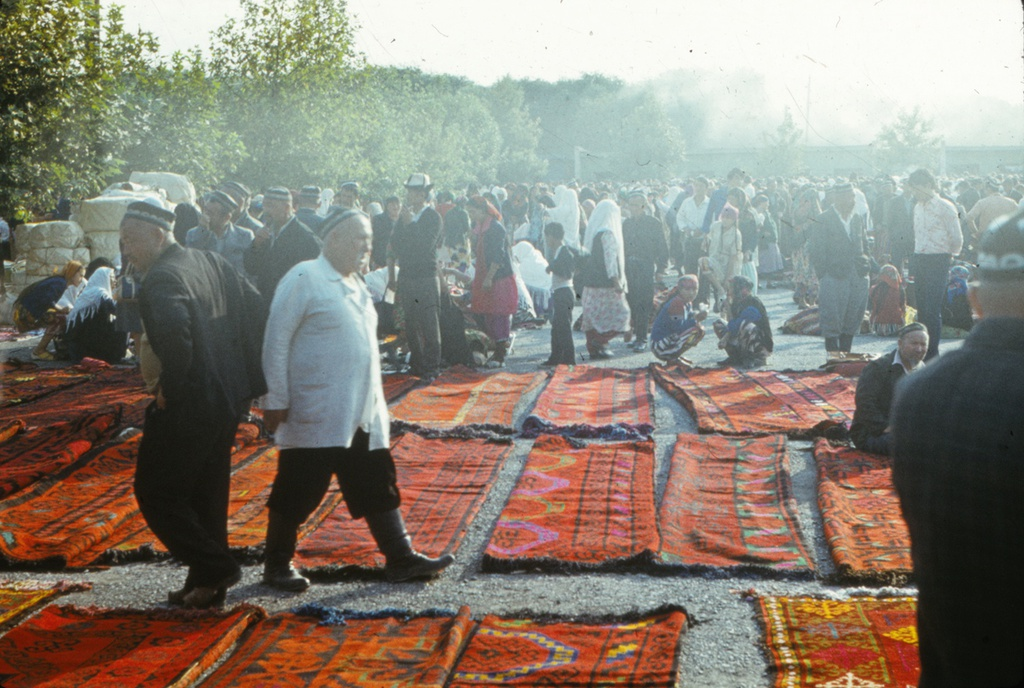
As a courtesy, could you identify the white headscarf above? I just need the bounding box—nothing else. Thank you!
[549,185,581,250]
[67,267,115,330]
[512,240,551,290]
[583,199,626,287]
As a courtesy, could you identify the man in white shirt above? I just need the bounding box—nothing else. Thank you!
[260,208,453,591]
[676,177,711,279]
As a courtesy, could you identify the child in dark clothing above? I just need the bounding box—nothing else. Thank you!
[543,222,577,366]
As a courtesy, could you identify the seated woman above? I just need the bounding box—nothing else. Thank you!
[13,260,85,360]
[942,264,974,332]
[64,266,128,364]
[712,275,773,368]
[868,264,906,336]
[650,274,706,367]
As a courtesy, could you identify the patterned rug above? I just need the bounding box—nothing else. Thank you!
[0,419,25,444]
[521,365,655,440]
[296,434,511,576]
[652,365,856,438]
[658,434,813,575]
[450,607,687,686]
[203,606,474,687]
[757,595,920,688]
[13,366,150,430]
[0,580,92,628]
[0,405,124,499]
[484,435,660,572]
[383,372,418,403]
[390,365,546,438]
[814,440,912,584]
[0,603,265,687]
[0,365,94,409]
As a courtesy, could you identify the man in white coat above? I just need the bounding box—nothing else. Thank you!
[260,208,454,590]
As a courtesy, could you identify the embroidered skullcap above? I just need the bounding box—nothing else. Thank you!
[976,208,1024,281]
[897,322,927,339]
[832,182,854,194]
[404,173,432,191]
[122,198,175,231]
[320,207,368,237]
[339,181,360,193]
[206,190,239,212]
[628,189,648,201]
[299,185,322,201]
[264,187,292,202]
[220,181,251,198]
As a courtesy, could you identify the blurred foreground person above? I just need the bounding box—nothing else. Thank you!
[122,199,266,609]
[893,209,1024,688]
[261,209,454,591]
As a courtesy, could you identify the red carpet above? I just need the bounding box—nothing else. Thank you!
[0,419,25,445]
[0,364,93,409]
[13,366,150,430]
[295,434,510,575]
[658,434,813,575]
[383,372,418,402]
[0,580,92,628]
[814,440,912,584]
[0,603,265,687]
[203,606,474,687]
[652,365,856,438]
[758,595,919,688]
[484,435,660,572]
[450,607,686,686]
[522,365,655,440]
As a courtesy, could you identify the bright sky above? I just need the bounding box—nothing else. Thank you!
[115,0,1024,145]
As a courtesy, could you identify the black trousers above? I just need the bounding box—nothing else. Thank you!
[549,286,576,365]
[399,275,442,377]
[910,253,951,361]
[626,263,655,342]
[266,429,401,526]
[134,403,240,588]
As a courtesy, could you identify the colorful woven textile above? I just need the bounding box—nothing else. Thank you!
[0,603,265,687]
[450,607,686,686]
[296,434,510,575]
[0,580,91,627]
[203,606,474,687]
[521,365,655,440]
[814,440,912,583]
[0,366,93,409]
[484,435,660,572]
[758,595,920,688]
[383,373,418,402]
[13,366,150,430]
[652,365,856,438]
[390,365,545,436]
[0,405,123,499]
[658,434,813,574]
[0,419,25,445]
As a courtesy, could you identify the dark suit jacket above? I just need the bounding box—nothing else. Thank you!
[391,206,442,280]
[244,216,321,305]
[808,207,869,280]
[849,348,904,449]
[141,243,267,421]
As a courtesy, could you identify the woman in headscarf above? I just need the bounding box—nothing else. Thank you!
[466,196,518,367]
[65,266,128,363]
[942,264,973,332]
[727,187,760,295]
[14,259,86,360]
[868,264,906,336]
[713,275,773,368]
[791,187,822,309]
[578,199,630,359]
[650,274,706,367]
[702,204,743,314]
[548,185,582,250]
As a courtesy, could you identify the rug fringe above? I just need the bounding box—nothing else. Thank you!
[391,420,515,443]
[50,602,268,622]
[479,603,691,628]
[481,550,660,575]
[520,417,654,441]
[291,602,460,626]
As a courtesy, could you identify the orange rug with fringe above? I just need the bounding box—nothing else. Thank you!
[814,440,912,584]
[295,434,510,576]
[658,434,813,575]
[483,435,660,572]
[383,373,418,403]
[0,581,92,628]
[758,595,920,688]
[0,603,264,687]
[12,366,150,430]
[450,607,687,686]
[652,365,856,438]
[203,606,474,687]
[0,364,93,409]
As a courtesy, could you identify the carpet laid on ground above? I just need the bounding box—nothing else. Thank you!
[814,440,912,584]
[651,365,856,438]
[12,366,150,430]
[521,365,655,440]
[450,607,687,686]
[202,605,474,687]
[0,603,265,687]
[757,595,919,688]
[295,434,511,576]
[658,434,813,575]
[383,373,419,403]
[390,365,545,438]
[0,364,93,409]
[0,580,92,628]
[0,406,123,499]
[0,419,24,444]
[484,435,660,572]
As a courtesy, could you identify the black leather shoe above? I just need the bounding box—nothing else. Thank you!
[181,569,241,609]
[262,561,310,592]
[385,551,455,583]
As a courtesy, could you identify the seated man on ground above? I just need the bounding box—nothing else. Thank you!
[650,274,706,367]
[849,322,928,455]
[712,275,773,368]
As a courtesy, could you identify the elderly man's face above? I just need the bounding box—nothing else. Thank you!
[120,218,167,272]
[203,202,232,231]
[324,215,373,276]
[835,190,856,215]
[626,198,646,218]
[339,188,358,208]
[898,330,929,367]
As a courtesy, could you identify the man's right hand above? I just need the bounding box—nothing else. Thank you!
[264,409,289,433]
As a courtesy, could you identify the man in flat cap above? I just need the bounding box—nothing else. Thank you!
[892,209,1024,688]
[336,181,360,210]
[294,185,324,236]
[808,182,871,355]
[220,181,264,234]
[244,187,321,307]
[388,173,444,380]
[186,190,254,277]
[120,198,266,608]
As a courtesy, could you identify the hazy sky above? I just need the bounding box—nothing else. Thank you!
[115,0,1024,145]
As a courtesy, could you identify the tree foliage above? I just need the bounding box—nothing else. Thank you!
[873,107,942,174]
[757,107,804,176]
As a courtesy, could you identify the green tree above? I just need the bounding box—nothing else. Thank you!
[485,78,547,182]
[758,107,804,176]
[873,107,942,174]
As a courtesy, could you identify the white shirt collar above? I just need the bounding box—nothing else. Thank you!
[893,348,924,373]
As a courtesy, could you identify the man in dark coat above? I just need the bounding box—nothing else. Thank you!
[294,185,324,237]
[892,210,1024,688]
[244,186,321,307]
[623,191,669,350]
[809,182,871,354]
[120,199,267,609]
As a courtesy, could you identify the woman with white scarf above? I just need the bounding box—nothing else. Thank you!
[578,199,630,359]
[65,266,127,363]
[548,185,582,251]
